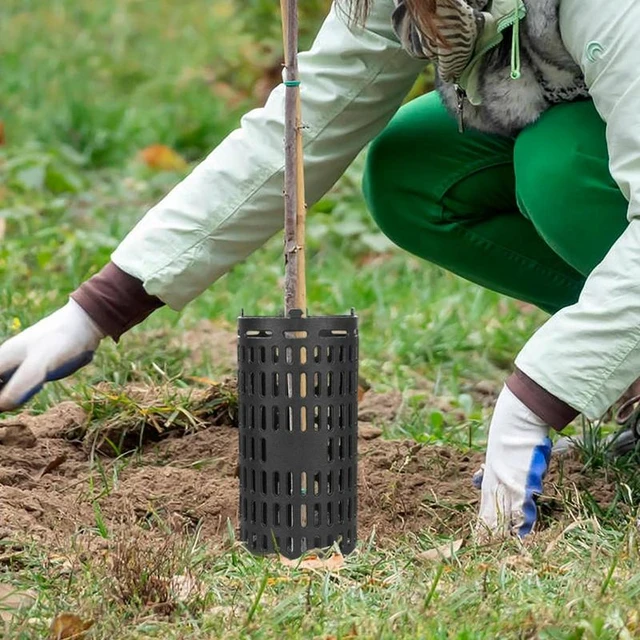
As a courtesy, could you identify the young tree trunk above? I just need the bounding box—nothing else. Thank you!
[281,0,307,315]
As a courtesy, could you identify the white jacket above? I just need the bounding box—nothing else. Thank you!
[113,0,424,310]
[516,0,640,420]
[113,0,640,421]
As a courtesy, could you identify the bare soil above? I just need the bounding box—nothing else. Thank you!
[0,389,626,553]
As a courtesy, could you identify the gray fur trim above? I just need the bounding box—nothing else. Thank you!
[394,0,588,136]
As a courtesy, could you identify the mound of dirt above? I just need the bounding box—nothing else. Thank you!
[0,391,628,552]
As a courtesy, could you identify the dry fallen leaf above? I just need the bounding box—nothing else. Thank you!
[345,623,359,638]
[626,609,639,634]
[207,604,235,618]
[0,551,25,567]
[47,554,75,575]
[138,144,187,171]
[279,552,345,571]
[170,573,207,602]
[49,612,94,639]
[501,553,535,571]
[0,583,36,623]
[187,376,222,387]
[417,538,464,562]
[0,121,5,146]
[36,454,67,481]
[323,623,359,640]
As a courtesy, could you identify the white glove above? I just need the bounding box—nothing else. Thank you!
[477,385,552,538]
[0,299,104,411]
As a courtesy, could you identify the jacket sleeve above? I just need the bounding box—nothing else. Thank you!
[111,0,425,310]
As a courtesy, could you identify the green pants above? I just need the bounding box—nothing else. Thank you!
[363,93,628,315]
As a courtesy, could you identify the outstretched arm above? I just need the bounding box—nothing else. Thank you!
[0,0,424,411]
[109,0,424,311]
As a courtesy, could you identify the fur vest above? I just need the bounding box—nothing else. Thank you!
[392,0,589,137]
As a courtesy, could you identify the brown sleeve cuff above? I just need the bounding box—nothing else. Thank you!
[71,262,164,342]
[506,368,579,431]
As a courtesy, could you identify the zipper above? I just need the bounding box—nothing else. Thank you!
[469,0,527,71]
[495,1,526,32]
[453,1,527,132]
[464,35,503,73]
[456,31,504,95]
[458,2,526,85]
[455,85,466,134]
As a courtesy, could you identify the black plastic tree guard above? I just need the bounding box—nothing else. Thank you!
[237,309,358,559]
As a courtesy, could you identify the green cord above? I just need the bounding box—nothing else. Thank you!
[284,80,301,87]
[510,1,521,80]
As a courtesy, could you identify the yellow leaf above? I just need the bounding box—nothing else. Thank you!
[138,144,187,172]
[266,576,291,586]
[417,539,464,562]
[501,554,535,571]
[279,552,345,571]
[187,376,221,387]
[48,613,94,639]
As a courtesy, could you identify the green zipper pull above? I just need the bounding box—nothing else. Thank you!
[510,0,521,80]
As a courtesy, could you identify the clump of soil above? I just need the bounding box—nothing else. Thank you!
[358,391,403,425]
[0,388,629,552]
[78,382,237,455]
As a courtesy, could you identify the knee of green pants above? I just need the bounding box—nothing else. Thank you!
[363,91,516,254]
[363,95,588,312]
[515,101,628,275]
[363,151,441,251]
[362,97,445,248]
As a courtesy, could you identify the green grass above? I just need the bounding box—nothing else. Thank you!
[1,1,638,638]
[0,0,330,166]
[5,521,640,639]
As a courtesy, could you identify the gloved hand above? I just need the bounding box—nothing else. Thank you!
[476,386,552,538]
[0,299,104,411]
